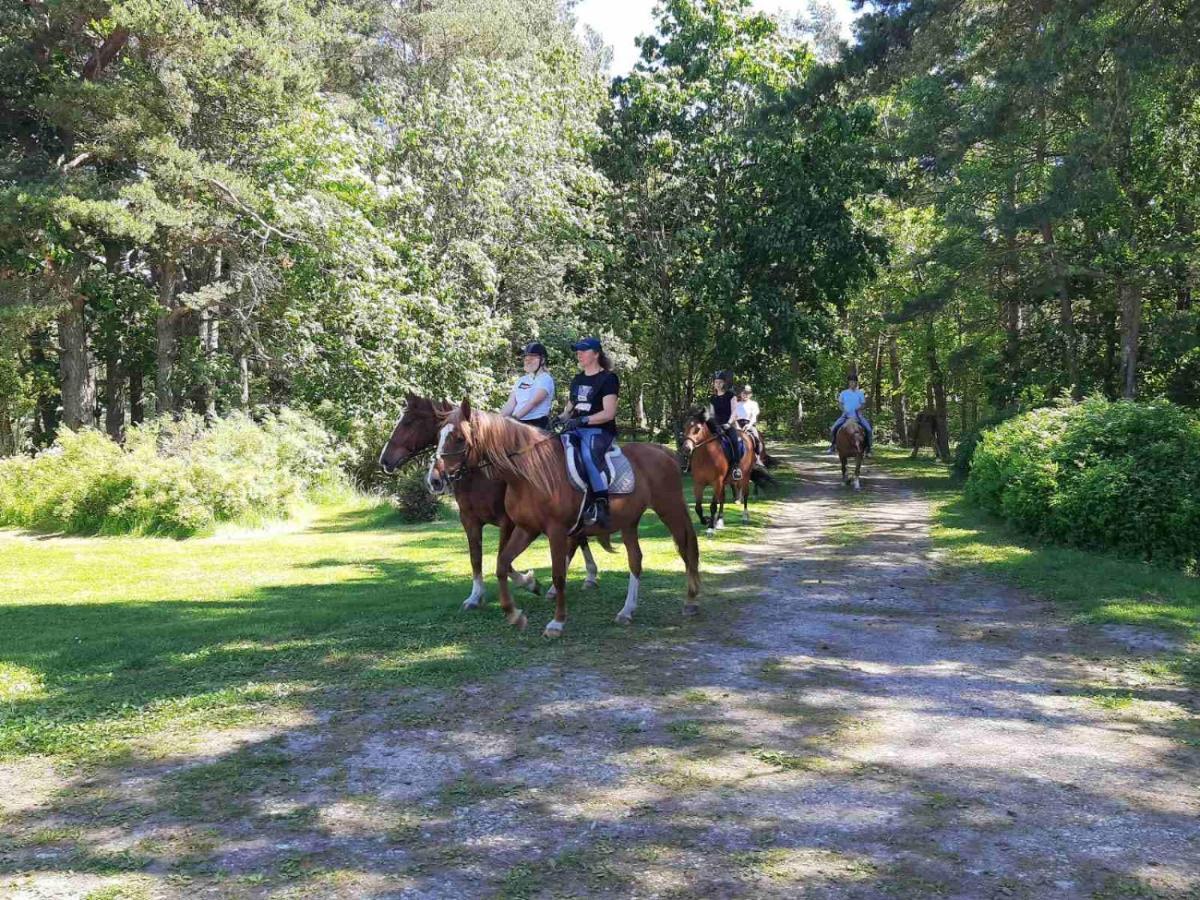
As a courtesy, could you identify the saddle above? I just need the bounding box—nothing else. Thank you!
[561,436,636,496]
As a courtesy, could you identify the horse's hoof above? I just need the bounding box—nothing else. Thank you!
[546,585,558,600]
[682,603,700,617]
[741,515,750,525]
[582,578,599,591]
[542,620,564,638]
[462,598,482,611]
[715,519,725,531]
[706,528,715,537]
[524,571,541,595]
[615,612,633,625]
[507,610,527,631]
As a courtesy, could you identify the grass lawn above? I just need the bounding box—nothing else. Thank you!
[872,445,1200,680]
[0,468,793,765]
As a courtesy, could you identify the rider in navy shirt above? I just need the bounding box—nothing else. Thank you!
[560,337,619,528]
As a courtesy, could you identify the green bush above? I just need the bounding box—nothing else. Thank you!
[966,399,1200,569]
[0,410,350,537]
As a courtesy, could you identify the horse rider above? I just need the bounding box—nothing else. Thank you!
[500,341,555,430]
[828,374,873,455]
[735,383,764,460]
[558,337,619,529]
[707,370,745,482]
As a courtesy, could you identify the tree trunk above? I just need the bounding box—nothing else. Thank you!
[57,296,95,431]
[155,259,179,416]
[926,320,951,461]
[1119,279,1141,399]
[104,350,126,443]
[129,369,145,425]
[0,404,14,456]
[1040,220,1079,399]
[30,330,60,448]
[887,332,908,445]
[197,305,219,421]
[871,332,883,419]
[237,352,250,409]
[635,383,648,431]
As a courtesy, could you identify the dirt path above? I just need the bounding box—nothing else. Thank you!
[4,451,1198,899]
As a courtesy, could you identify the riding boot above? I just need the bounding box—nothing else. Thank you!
[591,492,610,530]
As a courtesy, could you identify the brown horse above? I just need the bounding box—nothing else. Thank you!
[680,413,756,537]
[836,418,866,490]
[378,394,599,609]
[433,400,700,637]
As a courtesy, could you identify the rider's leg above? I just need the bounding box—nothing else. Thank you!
[829,413,848,452]
[579,428,612,527]
[731,426,745,481]
[858,414,874,454]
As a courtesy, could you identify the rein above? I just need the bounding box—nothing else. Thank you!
[438,428,561,483]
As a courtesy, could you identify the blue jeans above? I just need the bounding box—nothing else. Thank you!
[721,429,745,467]
[832,412,873,443]
[569,428,614,493]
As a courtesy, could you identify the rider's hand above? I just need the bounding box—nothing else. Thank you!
[561,417,581,432]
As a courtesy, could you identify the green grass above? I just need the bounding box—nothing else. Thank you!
[0,463,795,765]
[872,447,1200,680]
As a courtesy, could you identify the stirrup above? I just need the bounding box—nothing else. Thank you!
[732,467,743,481]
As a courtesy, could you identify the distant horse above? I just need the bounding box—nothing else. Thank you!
[836,418,866,490]
[432,400,700,637]
[680,412,758,536]
[378,394,599,608]
[910,410,941,458]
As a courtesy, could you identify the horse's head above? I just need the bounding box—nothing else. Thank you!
[427,397,474,494]
[378,393,449,475]
[679,410,711,456]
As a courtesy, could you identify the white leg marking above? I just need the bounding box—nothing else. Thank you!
[582,543,599,588]
[715,517,725,531]
[462,576,485,610]
[543,619,564,638]
[616,574,639,625]
[854,477,862,491]
[547,584,558,600]
[706,527,715,537]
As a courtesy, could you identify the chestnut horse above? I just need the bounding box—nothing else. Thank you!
[680,413,757,537]
[433,400,700,637]
[836,418,866,491]
[379,395,599,608]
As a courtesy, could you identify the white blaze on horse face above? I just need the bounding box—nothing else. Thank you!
[428,423,453,492]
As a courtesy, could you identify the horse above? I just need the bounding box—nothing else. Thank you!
[836,418,866,490]
[680,412,757,537]
[432,400,701,637]
[378,394,600,609]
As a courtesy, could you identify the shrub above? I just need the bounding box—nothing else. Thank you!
[391,466,443,522]
[966,398,1200,569]
[0,410,349,537]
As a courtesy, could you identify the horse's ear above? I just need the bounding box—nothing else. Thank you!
[460,396,472,421]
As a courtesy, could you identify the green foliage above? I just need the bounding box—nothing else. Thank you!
[966,399,1200,568]
[0,411,347,537]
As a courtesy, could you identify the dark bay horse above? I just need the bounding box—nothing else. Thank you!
[379,395,599,608]
[836,418,866,491]
[680,413,757,536]
[433,400,700,637]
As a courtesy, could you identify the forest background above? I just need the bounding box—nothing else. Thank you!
[2,0,1198,465]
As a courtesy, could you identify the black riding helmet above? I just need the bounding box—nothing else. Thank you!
[520,341,548,361]
[712,369,734,387]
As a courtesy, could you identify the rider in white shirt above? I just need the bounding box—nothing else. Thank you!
[828,375,873,454]
[734,385,759,428]
[499,342,555,430]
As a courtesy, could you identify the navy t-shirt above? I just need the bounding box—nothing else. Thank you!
[709,390,736,425]
[569,370,620,435]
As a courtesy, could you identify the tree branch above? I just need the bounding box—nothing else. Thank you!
[201,177,312,246]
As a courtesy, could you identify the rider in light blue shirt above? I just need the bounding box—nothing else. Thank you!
[828,375,873,454]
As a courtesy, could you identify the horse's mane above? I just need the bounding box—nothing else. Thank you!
[455,409,567,497]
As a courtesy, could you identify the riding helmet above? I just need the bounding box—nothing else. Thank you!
[520,341,547,360]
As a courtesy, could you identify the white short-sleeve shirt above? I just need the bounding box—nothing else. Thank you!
[513,370,555,421]
[734,399,759,425]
